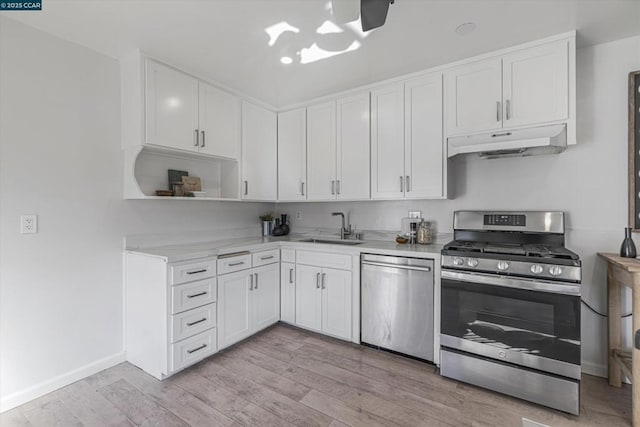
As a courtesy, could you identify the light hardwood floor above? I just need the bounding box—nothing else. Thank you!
[1,324,633,427]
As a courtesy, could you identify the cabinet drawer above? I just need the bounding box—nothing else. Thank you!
[170,328,216,373]
[171,303,217,342]
[296,250,352,270]
[217,254,252,275]
[170,257,217,286]
[252,249,280,267]
[171,278,216,314]
[281,248,295,263]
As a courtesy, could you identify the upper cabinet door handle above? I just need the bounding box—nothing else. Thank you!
[406,176,410,193]
[496,101,502,122]
[400,176,404,193]
[194,129,199,147]
[505,99,511,121]
[301,182,305,196]
[289,268,294,284]
[244,181,248,196]
[200,130,205,147]
[331,180,336,195]
[336,180,341,195]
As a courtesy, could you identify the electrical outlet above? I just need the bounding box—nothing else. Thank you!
[296,211,302,220]
[20,215,37,234]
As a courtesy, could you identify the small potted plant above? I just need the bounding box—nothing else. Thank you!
[259,212,274,236]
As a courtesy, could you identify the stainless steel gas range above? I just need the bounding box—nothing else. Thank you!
[439,211,581,415]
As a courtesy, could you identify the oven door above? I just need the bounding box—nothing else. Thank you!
[441,269,581,379]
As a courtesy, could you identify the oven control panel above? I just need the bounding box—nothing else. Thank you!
[484,214,526,227]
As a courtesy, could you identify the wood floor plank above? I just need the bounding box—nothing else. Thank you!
[56,380,133,427]
[222,344,291,375]
[115,363,240,427]
[232,402,298,427]
[21,399,83,427]
[195,359,334,427]
[216,351,311,401]
[99,379,188,427]
[300,389,398,427]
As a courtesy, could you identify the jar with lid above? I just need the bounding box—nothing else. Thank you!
[416,220,432,245]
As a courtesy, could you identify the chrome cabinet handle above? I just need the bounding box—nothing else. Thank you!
[406,176,410,192]
[260,255,274,260]
[186,291,207,299]
[186,317,207,327]
[505,99,511,120]
[301,182,305,196]
[249,274,254,291]
[491,132,513,138]
[194,129,199,147]
[254,273,258,289]
[187,269,207,275]
[321,273,326,290]
[496,101,501,122]
[336,180,341,195]
[400,176,404,192]
[200,130,205,147]
[289,268,294,284]
[316,272,321,289]
[244,181,248,196]
[187,343,207,354]
[331,180,335,195]
[228,261,244,266]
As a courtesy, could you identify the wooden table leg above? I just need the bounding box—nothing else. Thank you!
[633,282,640,426]
[609,264,622,387]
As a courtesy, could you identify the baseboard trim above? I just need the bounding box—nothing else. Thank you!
[582,361,607,378]
[0,351,126,413]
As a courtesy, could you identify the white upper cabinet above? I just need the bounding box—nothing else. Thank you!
[145,60,200,151]
[445,36,573,138]
[404,73,446,199]
[277,108,307,201]
[445,58,502,136]
[336,93,370,200]
[307,102,337,201]
[198,82,241,159]
[371,83,405,199]
[241,101,277,201]
[502,40,569,128]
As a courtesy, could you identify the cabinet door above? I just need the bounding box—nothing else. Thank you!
[295,264,322,332]
[307,102,337,201]
[277,108,307,201]
[336,93,370,200]
[321,268,352,341]
[217,270,252,349]
[371,84,405,199]
[145,59,199,151]
[253,264,280,332]
[198,82,241,159]
[405,73,445,199]
[502,40,569,128]
[241,101,277,200]
[280,262,296,324]
[445,57,502,136]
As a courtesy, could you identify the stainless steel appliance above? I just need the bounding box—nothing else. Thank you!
[440,211,581,415]
[361,254,434,361]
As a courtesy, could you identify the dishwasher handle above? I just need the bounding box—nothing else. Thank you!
[362,261,431,272]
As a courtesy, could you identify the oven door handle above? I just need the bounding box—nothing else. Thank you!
[441,270,580,296]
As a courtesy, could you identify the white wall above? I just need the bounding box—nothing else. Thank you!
[282,35,640,377]
[0,17,274,411]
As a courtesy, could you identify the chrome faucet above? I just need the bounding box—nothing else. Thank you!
[331,212,352,240]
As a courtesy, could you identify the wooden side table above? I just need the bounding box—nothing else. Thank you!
[599,252,640,425]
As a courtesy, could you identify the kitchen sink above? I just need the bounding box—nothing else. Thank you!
[296,238,364,246]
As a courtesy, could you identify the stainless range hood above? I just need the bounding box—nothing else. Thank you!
[447,124,567,159]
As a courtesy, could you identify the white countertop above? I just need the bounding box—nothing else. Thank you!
[125,234,443,263]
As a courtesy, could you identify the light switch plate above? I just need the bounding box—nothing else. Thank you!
[20,215,37,234]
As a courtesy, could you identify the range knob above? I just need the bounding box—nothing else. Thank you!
[467,258,479,267]
[549,265,563,276]
[497,261,510,271]
[530,264,544,274]
[453,257,465,266]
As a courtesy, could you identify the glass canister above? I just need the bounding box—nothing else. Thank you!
[416,220,433,244]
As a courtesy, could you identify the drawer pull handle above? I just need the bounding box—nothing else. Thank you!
[187,343,207,354]
[186,318,207,327]
[229,261,245,266]
[186,291,207,299]
[260,255,274,260]
[187,269,207,275]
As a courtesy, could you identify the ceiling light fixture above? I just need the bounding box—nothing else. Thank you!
[455,22,477,36]
[280,56,293,65]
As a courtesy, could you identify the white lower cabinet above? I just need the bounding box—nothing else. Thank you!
[294,252,352,341]
[217,255,280,350]
[280,262,296,324]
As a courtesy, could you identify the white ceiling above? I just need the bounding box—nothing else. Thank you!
[6,0,640,108]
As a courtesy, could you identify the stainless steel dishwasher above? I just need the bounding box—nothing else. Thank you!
[361,253,434,361]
